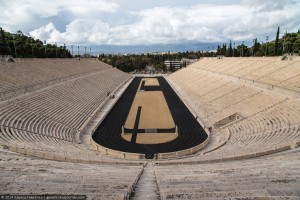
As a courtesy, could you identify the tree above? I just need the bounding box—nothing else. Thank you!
[275,27,280,56]
[217,45,221,55]
[228,40,233,57]
[252,38,257,56]
[223,43,227,56]
[0,27,72,58]
[0,27,10,55]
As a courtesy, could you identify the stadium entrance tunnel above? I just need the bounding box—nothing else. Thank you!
[92,76,208,159]
[145,153,155,159]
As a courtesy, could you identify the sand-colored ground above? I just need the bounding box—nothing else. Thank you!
[123,77,176,144]
[122,133,177,144]
[143,78,160,86]
[122,134,132,142]
[124,91,175,129]
[138,78,160,90]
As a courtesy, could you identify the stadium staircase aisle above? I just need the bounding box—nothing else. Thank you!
[130,162,160,200]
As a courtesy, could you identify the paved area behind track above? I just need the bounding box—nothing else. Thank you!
[143,78,160,86]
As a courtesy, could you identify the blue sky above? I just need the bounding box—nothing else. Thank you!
[1,0,299,52]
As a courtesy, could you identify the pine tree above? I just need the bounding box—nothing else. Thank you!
[275,27,280,56]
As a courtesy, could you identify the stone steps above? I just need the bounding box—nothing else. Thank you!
[130,162,160,200]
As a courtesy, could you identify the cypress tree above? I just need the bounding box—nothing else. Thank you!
[253,38,257,56]
[217,45,221,55]
[275,27,280,56]
[222,43,227,56]
[229,40,233,57]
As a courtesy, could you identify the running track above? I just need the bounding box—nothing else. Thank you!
[92,77,207,158]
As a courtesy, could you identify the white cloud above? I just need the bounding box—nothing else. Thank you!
[2,0,299,46]
[29,20,111,44]
[0,0,119,32]
[29,23,61,43]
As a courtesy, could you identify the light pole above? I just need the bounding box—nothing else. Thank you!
[282,32,286,55]
[85,46,86,57]
[90,47,91,58]
[30,37,34,57]
[31,43,34,57]
[241,41,244,57]
[44,40,47,58]
[266,36,269,56]
[71,45,73,57]
[78,46,79,57]
[207,46,209,56]
[55,42,58,58]
[261,41,264,56]
[252,39,255,57]
[12,35,17,58]
[233,43,235,57]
